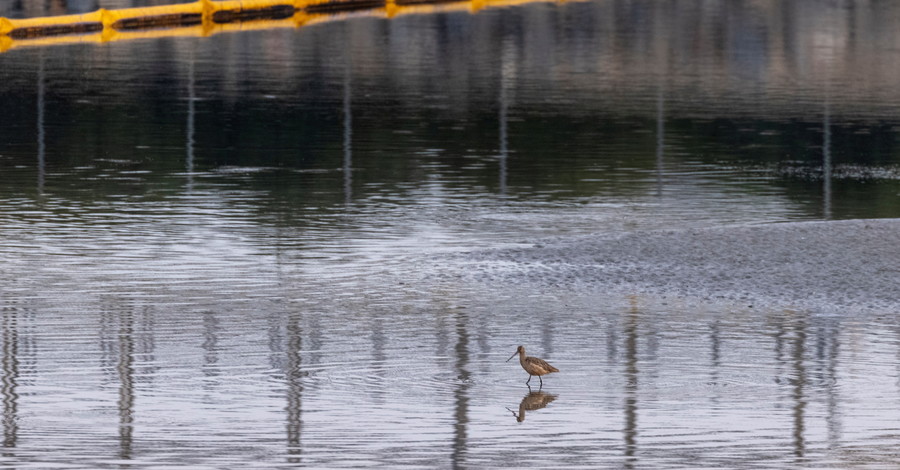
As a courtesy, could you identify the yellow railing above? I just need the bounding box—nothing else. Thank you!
[0,0,558,53]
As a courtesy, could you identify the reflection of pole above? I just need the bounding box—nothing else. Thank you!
[186,47,196,192]
[623,300,638,468]
[655,84,664,197]
[118,313,135,460]
[451,309,470,470]
[498,38,515,196]
[202,311,219,380]
[709,320,720,402]
[285,313,303,464]
[821,321,840,447]
[822,98,832,219]
[37,50,46,195]
[791,318,806,459]
[654,3,666,199]
[606,319,618,363]
[342,59,352,205]
[1,308,19,451]
[370,316,385,402]
[896,325,900,397]
[821,12,835,221]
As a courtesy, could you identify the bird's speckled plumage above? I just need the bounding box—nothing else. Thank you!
[507,345,558,386]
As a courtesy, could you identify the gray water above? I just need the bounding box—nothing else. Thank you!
[2,0,900,468]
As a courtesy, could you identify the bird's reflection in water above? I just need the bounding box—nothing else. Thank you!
[507,389,557,422]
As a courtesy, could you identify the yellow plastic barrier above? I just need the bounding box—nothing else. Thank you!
[100,1,212,29]
[212,0,294,12]
[301,0,387,15]
[1,10,105,38]
[0,0,574,52]
[0,0,403,37]
[0,0,294,37]
[208,0,296,23]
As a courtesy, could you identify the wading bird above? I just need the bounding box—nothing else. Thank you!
[506,345,558,387]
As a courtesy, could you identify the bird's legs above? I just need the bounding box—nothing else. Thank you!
[526,375,532,385]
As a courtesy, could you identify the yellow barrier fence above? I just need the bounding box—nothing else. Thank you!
[0,0,381,38]
[1,10,107,37]
[0,0,568,53]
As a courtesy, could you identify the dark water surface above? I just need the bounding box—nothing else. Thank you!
[2,0,900,468]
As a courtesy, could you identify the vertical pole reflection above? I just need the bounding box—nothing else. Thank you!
[186,45,196,193]
[201,311,219,380]
[623,300,639,467]
[822,96,832,219]
[709,320,721,401]
[773,318,786,371]
[370,316,386,402]
[791,316,807,459]
[342,56,353,205]
[653,1,667,199]
[498,38,515,196]
[1,307,19,451]
[819,320,841,447]
[892,327,900,396]
[451,308,470,470]
[117,311,135,460]
[285,313,303,464]
[37,50,46,195]
[655,82,665,198]
[820,6,836,221]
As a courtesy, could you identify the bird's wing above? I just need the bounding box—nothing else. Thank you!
[526,357,559,373]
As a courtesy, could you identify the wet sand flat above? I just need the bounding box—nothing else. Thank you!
[467,218,900,313]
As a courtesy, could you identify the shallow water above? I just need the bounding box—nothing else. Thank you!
[2,0,900,468]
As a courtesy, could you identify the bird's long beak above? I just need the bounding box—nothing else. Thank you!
[506,351,518,362]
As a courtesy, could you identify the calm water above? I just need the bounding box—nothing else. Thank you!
[2,0,900,468]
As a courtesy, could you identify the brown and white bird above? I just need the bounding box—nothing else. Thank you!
[506,345,559,386]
